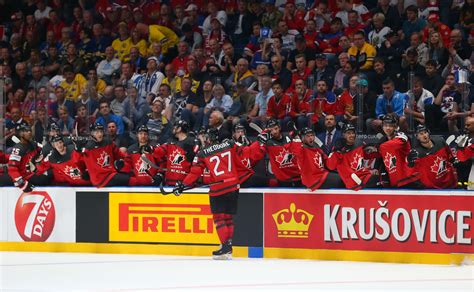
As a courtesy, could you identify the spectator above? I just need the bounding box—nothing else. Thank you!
[275,20,298,55]
[344,10,366,40]
[310,79,343,129]
[317,17,345,54]
[343,76,377,129]
[291,54,312,89]
[399,48,427,92]
[371,0,400,32]
[404,77,434,125]
[225,58,255,96]
[161,64,180,95]
[171,41,191,76]
[266,79,292,128]
[333,52,350,90]
[287,35,317,72]
[369,78,409,133]
[208,110,232,141]
[313,53,336,90]
[368,13,391,48]
[96,46,121,85]
[304,1,332,32]
[422,60,444,96]
[50,86,75,119]
[220,42,239,75]
[156,83,173,111]
[270,55,292,90]
[262,0,283,30]
[60,65,87,102]
[106,120,129,150]
[57,105,74,135]
[204,84,233,128]
[401,5,427,45]
[96,100,125,135]
[112,22,132,62]
[289,79,313,129]
[180,23,203,52]
[348,30,377,71]
[86,69,106,96]
[43,46,61,77]
[61,43,86,76]
[422,13,451,47]
[29,65,49,91]
[12,62,31,92]
[77,27,95,69]
[5,107,27,147]
[227,0,253,53]
[165,77,200,127]
[317,114,342,155]
[425,73,462,134]
[32,106,49,143]
[376,30,404,73]
[110,84,127,117]
[34,0,52,22]
[123,86,151,132]
[90,23,112,63]
[303,19,319,51]
[130,28,148,58]
[406,32,429,67]
[136,56,165,99]
[73,103,95,137]
[202,2,228,37]
[249,75,273,127]
[47,10,65,41]
[128,47,147,73]
[145,98,170,144]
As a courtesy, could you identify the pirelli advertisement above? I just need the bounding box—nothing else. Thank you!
[264,193,474,254]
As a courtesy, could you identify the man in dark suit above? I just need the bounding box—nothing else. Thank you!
[316,114,341,155]
[208,110,232,142]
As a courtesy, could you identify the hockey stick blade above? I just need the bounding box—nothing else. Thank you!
[249,122,263,134]
[140,154,168,172]
[446,135,455,146]
[351,173,362,185]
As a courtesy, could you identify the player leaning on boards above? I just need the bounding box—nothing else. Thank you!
[172,128,256,260]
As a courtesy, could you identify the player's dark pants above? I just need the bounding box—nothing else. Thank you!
[320,172,345,189]
[210,191,238,245]
[105,173,130,187]
[241,173,269,187]
[363,174,380,189]
[277,180,303,187]
[0,173,52,187]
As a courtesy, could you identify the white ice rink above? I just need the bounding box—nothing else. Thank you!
[0,252,472,291]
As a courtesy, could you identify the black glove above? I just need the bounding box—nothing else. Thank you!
[152,173,164,186]
[407,149,418,167]
[14,177,34,193]
[257,132,270,144]
[114,159,125,171]
[140,144,153,154]
[172,181,185,196]
[333,139,348,153]
[71,136,89,150]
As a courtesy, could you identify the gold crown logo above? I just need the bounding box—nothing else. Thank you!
[272,203,314,238]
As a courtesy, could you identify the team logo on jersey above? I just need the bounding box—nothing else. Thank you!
[383,153,397,172]
[64,165,81,179]
[241,157,251,169]
[350,154,364,171]
[97,151,110,167]
[170,149,185,165]
[431,156,448,177]
[275,149,295,168]
[313,152,323,169]
[136,158,151,174]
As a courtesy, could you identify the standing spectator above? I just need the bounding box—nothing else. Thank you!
[136,56,165,99]
[317,114,342,155]
[348,30,377,71]
[96,46,121,85]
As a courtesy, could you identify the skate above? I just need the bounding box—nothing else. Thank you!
[212,241,232,260]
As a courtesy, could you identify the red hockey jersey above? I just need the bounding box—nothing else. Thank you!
[183,140,252,196]
[327,141,373,190]
[378,133,420,187]
[8,141,42,182]
[288,139,327,190]
[260,135,300,182]
[36,145,90,186]
[266,94,292,120]
[126,143,158,186]
[413,138,457,189]
[82,138,127,187]
[152,136,196,185]
[289,90,313,118]
[456,144,474,162]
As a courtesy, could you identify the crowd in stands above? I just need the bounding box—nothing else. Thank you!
[0,0,473,189]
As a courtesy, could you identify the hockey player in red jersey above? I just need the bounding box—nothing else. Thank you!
[257,118,301,186]
[152,120,197,186]
[409,125,457,189]
[7,124,52,192]
[327,123,380,190]
[377,114,422,188]
[173,128,253,260]
[288,127,344,190]
[78,123,130,187]
[126,125,163,186]
[36,135,90,186]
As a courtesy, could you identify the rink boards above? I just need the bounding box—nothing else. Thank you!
[0,187,473,265]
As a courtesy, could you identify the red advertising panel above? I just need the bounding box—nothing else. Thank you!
[264,193,473,254]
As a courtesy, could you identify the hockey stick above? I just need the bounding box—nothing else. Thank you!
[159,178,234,196]
[288,120,323,147]
[140,154,169,172]
[446,135,456,146]
[249,122,263,134]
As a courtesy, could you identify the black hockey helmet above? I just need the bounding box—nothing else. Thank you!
[299,127,314,136]
[15,123,31,134]
[89,122,104,132]
[137,125,149,133]
[266,118,279,128]
[48,122,60,132]
[173,119,189,133]
[342,123,356,133]
[206,128,219,143]
[415,124,430,134]
[50,135,63,143]
[233,123,245,132]
[382,113,398,125]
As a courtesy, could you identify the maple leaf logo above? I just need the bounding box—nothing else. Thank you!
[136,157,151,174]
[241,157,251,169]
[97,151,110,167]
[383,153,397,172]
[313,152,323,168]
[275,149,295,168]
[430,156,447,176]
[169,149,185,165]
[64,165,81,179]
[350,153,364,171]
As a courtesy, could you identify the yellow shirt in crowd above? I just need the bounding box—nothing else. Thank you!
[60,73,87,102]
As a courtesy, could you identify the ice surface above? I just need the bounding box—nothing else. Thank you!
[0,252,472,291]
